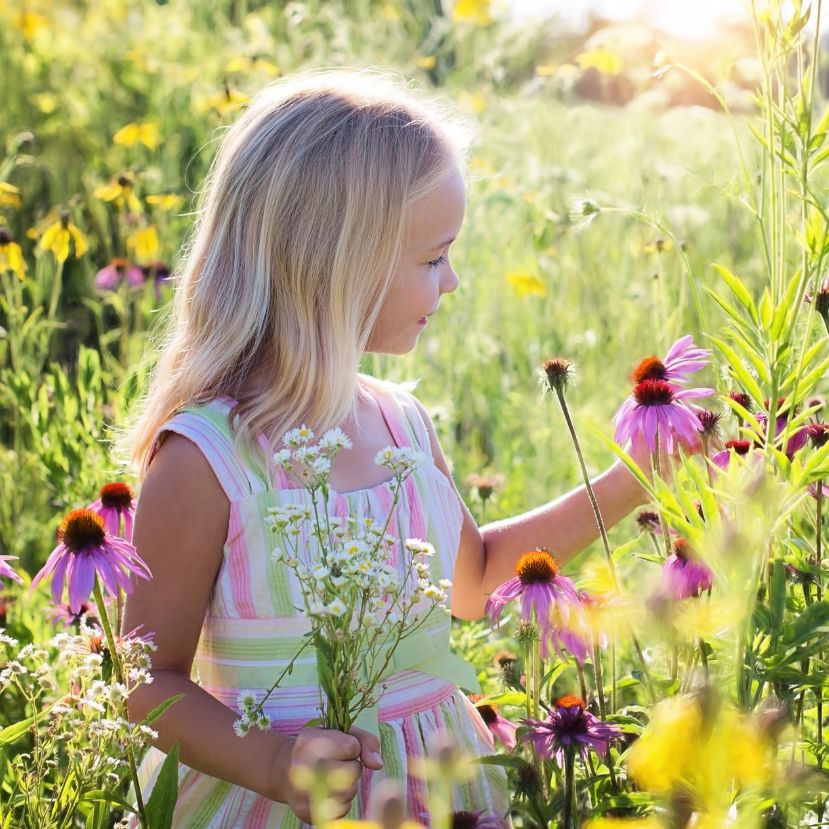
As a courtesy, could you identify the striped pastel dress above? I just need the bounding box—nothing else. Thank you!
[130,377,508,828]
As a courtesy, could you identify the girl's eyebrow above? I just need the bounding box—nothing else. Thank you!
[427,236,456,251]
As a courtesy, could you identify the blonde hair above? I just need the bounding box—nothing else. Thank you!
[123,68,472,478]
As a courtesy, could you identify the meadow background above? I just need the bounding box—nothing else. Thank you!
[3,0,828,825]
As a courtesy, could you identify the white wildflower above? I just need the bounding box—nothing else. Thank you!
[326,598,347,616]
[283,425,314,448]
[405,539,435,557]
[319,428,352,451]
[233,718,251,738]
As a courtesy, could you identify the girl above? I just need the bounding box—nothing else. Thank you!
[123,68,649,827]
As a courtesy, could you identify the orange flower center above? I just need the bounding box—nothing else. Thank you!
[672,538,692,561]
[556,694,585,709]
[59,509,106,552]
[515,549,559,584]
[632,356,667,383]
[100,482,134,509]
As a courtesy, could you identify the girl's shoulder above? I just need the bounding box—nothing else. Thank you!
[148,397,266,503]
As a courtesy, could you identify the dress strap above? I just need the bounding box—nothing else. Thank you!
[366,379,432,456]
[148,399,269,502]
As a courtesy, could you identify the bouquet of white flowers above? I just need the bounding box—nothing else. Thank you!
[233,426,451,736]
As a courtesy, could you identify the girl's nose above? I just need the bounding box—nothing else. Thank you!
[441,266,459,295]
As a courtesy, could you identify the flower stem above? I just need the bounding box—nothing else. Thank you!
[563,748,577,829]
[553,388,616,585]
[91,578,149,829]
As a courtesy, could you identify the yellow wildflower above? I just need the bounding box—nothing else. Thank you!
[506,271,547,298]
[535,62,557,77]
[0,184,21,209]
[586,819,663,829]
[381,1,401,20]
[13,11,49,40]
[0,229,27,280]
[626,695,773,813]
[224,56,279,76]
[34,92,58,114]
[39,213,88,264]
[453,0,492,25]
[127,225,160,264]
[575,47,623,75]
[113,122,160,151]
[459,91,487,115]
[146,193,185,211]
[416,55,437,70]
[196,85,250,116]
[643,237,674,254]
[94,175,143,214]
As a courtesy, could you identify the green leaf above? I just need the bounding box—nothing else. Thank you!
[478,690,527,708]
[709,336,766,406]
[145,694,186,726]
[145,742,180,829]
[712,264,758,324]
[768,560,786,648]
[477,753,528,769]
[0,716,35,746]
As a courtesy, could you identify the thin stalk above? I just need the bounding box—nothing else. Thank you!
[91,578,148,829]
[563,748,577,829]
[591,643,607,720]
[551,383,657,702]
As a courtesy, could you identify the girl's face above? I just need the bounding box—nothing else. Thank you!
[366,166,466,355]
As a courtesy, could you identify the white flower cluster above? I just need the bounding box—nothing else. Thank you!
[233,689,271,737]
[273,426,353,490]
[375,446,426,477]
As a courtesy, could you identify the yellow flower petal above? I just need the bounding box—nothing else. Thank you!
[575,47,623,75]
[453,0,492,25]
[68,225,88,259]
[0,241,27,281]
[127,226,160,264]
[506,271,547,298]
[146,193,184,211]
[113,122,160,150]
[0,183,21,209]
[94,182,124,202]
[416,55,437,70]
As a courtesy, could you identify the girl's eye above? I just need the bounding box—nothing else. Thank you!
[427,255,447,269]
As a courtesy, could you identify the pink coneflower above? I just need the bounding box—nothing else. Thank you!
[49,601,99,627]
[0,555,23,585]
[636,510,662,533]
[660,539,713,600]
[630,335,710,386]
[614,379,712,455]
[809,481,829,499]
[475,703,519,751]
[521,695,621,765]
[712,439,754,469]
[88,482,136,542]
[485,550,580,658]
[450,811,508,829]
[807,423,829,448]
[94,258,145,290]
[31,508,151,613]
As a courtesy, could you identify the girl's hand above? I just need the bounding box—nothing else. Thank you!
[273,725,383,822]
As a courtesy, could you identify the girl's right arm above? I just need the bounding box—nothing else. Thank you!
[123,434,381,819]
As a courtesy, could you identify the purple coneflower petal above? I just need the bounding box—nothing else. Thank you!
[68,553,96,613]
[0,556,23,585]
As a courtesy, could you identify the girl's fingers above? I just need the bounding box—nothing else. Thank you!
[349,726,384,769]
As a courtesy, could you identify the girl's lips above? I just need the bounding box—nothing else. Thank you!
[418,316,428,325]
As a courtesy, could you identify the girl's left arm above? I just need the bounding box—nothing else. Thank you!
[412,399,649,620]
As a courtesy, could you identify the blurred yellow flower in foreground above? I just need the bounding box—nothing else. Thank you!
[459,91,487,115]
[0,184,21,209]
[127,225,160,264]
[113,121,160,151]
[575,48,623,75]
[416,55,437,70]
[0,230,27,280]
[381,1,401,20]
[626,695,772,813]
[95,176,143,214]
[146,193,185,211]
[327,823,424,829]
[507,271,547,298]
[13,11,48,40]
[644,237,674,254]
[39,213,88,264]
[453,0,493,25]
[586,818,663,828]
